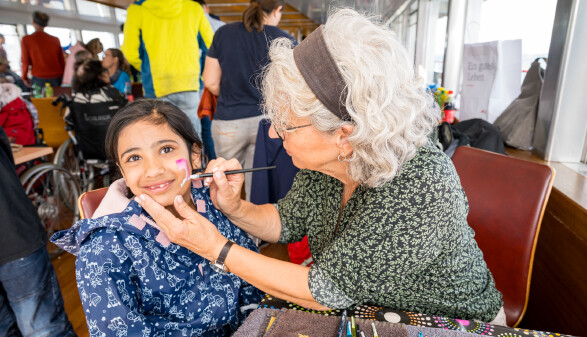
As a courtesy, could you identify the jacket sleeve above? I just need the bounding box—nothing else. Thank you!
[75,231,168,336]
[121,4,142,70]
[198,9,214,49]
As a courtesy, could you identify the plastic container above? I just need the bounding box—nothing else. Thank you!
[44,83,53,98]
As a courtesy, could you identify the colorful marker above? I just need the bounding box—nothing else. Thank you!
[337,310,347,337]
[372,322,379,337]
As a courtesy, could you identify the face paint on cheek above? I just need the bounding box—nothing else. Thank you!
[176,158,190,187]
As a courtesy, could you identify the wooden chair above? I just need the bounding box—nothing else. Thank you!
[451,146,554,327]
[78,187,108,219]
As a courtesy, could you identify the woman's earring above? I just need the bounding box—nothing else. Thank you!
[338,151,355,162]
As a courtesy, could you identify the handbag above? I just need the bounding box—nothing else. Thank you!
[493,58,546,150]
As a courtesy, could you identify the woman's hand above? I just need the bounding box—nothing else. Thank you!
[136,193,226,262]
[204,158,245,218]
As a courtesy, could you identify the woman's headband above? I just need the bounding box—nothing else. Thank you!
[293,26,352,122]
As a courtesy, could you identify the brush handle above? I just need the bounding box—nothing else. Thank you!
[189,166,277,179]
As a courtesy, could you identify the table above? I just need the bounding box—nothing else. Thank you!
[240,296,577,337]
[12,146,53,165]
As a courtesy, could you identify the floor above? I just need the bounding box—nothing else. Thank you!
[51,242,290,336]
[51,253,88,337]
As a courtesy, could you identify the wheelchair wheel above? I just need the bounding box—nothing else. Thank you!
[20,163,81,258]
[54,138,84,207]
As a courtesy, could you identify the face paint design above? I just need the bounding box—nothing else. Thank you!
[176,158,190,187]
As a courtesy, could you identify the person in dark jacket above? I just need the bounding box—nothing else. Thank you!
[0,127,76,336]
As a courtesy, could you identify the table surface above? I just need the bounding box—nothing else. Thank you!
[12,146,53,165]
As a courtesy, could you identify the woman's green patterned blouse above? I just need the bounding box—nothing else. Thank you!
[277,142,503,322]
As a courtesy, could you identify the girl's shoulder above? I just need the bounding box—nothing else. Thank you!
[190,182,259,252]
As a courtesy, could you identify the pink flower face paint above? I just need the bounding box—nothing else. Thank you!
[176,159,190,187]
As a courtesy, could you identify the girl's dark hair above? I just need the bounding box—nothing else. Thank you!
[105,99,203,168]
[242,0,284,32]
[72,59,108,94]
[106,48,132,76]
[74,49,92,63]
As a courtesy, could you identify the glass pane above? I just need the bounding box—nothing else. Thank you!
[118,32,124,46]
[433,15,448,86]
[75,0,111,18]
[25,25,77,48]
[0,0,70,10]
[81,30,115,57]
[115,8,127,23]
[478,0,556,75]
[0,24,22,75]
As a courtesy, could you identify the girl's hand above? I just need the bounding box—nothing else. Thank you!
[204,158,244,217]
[136,193,226,261]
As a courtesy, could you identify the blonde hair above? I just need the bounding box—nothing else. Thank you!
[262,8,439,187]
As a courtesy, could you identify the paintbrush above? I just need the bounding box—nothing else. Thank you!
[176,159,276,186]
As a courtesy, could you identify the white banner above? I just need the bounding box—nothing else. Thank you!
[460,40,522,123]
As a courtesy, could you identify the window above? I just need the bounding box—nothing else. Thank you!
[0,0,71,11]
[477,0,556,75]
[25,25,77,48]
[115,8,127,23]
[81,30,115,54]
[0,24,21,75]
[75,0,111,18]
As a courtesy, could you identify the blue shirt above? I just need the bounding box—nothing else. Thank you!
[51,182,263,336]
[207,22,296,120]
[111,69,131,95]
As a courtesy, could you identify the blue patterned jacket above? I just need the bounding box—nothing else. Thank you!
[51,179,263,337]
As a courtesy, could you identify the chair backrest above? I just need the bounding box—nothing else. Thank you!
[78,187,108,219]
[69,100,122,161]
[451,146,554,327]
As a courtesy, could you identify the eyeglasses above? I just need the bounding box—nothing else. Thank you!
[273,123,312,141]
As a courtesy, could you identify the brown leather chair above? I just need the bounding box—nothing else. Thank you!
[451,146,554,327]
[78,187,108,219]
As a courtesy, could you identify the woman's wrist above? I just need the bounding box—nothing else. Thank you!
[223,198,247,222]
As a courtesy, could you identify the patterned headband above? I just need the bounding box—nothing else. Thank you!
[293,26,352,122]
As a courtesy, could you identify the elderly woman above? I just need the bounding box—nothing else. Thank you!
[137,9,505,325]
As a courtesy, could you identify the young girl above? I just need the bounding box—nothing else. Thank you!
[51,99,262,336]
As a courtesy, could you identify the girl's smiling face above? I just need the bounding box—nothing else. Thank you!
[117,119,200,211]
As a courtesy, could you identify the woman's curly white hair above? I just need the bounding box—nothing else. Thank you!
[262,8,439,187]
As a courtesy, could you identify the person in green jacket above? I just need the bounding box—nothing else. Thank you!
[121,0,214,136]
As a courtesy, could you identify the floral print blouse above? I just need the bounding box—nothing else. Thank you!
[277,142,503,322]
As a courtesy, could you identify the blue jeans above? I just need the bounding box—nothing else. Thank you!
[0,248,75,337]
[31,76,62,88]
[159,91,202,137]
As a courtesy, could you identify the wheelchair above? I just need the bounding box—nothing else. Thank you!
[20,162,81,258]
[52,94,123,194]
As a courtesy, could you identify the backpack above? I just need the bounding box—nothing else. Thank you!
[494,58,546,150]
[0,97,36,146]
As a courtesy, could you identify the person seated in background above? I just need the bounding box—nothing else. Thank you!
[71,59,125,104]
[102,48,131,95]
[0,56,27,91]
[51,99,263,336]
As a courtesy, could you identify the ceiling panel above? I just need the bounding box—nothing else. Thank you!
[91,0,319,36]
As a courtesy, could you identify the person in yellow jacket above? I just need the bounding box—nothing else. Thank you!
[122,0,214,135]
